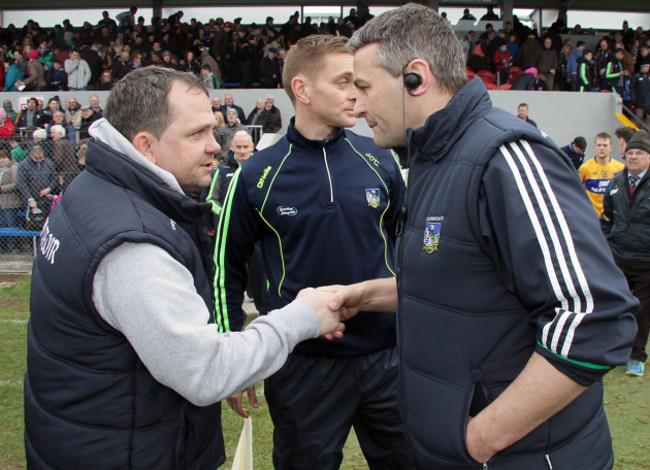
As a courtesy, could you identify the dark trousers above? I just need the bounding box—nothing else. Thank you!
[265,348,412,470]
[615,259,650,362]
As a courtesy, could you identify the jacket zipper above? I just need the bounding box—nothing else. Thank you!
[322,148,334,203]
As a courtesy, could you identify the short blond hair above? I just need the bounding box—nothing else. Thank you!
[282,35,349,105]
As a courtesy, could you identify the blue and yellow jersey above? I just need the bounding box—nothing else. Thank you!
[578,157,625,216]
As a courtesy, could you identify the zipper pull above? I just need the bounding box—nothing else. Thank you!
[545,453,553,469]
[482,463,489,470]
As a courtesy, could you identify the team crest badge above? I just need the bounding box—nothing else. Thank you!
[365,188,380,208]
[423,216,443,254]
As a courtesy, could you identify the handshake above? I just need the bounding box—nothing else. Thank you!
[296,277,397,339]
[296,285,362,339]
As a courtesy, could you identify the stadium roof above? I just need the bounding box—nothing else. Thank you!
[0,0,648,12]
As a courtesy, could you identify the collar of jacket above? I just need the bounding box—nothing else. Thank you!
[225,150,241,167]
[286,117,346,150]
[406,78,492,164]
[85,139,211,227]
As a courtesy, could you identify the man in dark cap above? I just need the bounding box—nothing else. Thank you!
[602,129,650,377]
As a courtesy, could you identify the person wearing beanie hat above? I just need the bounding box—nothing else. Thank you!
[18,49,46,91]
[630,63,650,126]
[601,128,650,377]
[625,129,650,155]
[0,108,16,139]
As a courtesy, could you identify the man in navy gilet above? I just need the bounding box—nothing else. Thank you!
[324,5,638,470]
[24,67,352,470]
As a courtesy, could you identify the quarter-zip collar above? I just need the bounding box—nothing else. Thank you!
[286,117,347,151]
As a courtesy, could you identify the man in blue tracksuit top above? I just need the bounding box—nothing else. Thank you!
[214,35,410,469]
[324,5,638,470]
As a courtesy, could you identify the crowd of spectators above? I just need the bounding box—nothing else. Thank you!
[461,15,649,112]
[0,6,378,92]
[0,87,284,246]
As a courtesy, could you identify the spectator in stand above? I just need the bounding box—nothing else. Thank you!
[18,49,46,91]
[160,51,175,70]
[603,48,629,96]
[579,132,625,217]
[506,33,519,62]
[3,58,24,91]
[481,7,499,21]
[16,98,45,130]
[50,124,77,191]
[601,129,650,377]
[567,41,586,91]
[0,149,21,250]
[536,37,558,90]
[46,110,76,148]
[50,59,68,91]
[89,95,103,119]
[65,49,92,91]
[246,97,265,126]
[630,62,650,126]
[577,49,595,92]
[65,97,83,129]
[3,101,18,124]
[98,70,114,90]
[131,52,144,71]
[181,50,201,75]
[261,94,282,133]
[236,32,257,88]
[79,107,101,140]
[200,47,220,79]
[561,136,587,170]
[461,8,476,21]
[0,109,16,141]
[112,50,133,81]
[259,47,281,88]
[613,32,635,76]
[13,50,28,78]
[637,46,650,72]
[81,44,103,88]
[215,109,249,160]
[9,136,28,163]
[516,103,537,127]
[212,111,226,129]
[200,64,219,90]
[219,94,246,123]
[16,143,58,221]
[596,37,614,89]
[517,33,541,69]
[97,11,117,33]
[494,43,512,86]
[40,97,62,127]
[116,6,137,31]
[212,96,222,112]
[459,31,475,64]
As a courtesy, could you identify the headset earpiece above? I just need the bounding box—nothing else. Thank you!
[402,64,422,96]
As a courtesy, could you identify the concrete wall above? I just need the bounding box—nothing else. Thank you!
[1,85,624,158]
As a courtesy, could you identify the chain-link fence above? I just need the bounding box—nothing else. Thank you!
[0,135,86,263]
